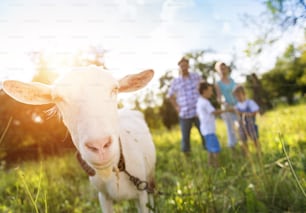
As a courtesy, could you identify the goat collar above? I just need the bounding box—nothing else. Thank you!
[117,137,126,172]
[76,137,153,193]
[76,137,125,176]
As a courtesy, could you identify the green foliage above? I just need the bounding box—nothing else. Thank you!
[1,103,305,212]
[0,91,74,164]
[244,0,305,75]
[266,0,282,15]
[185,50,216,80]
[158,97,178,130]
[157,70,178,129]
[143,106,164,130]
[245,73,273,114]
[261,43,306,104]
[264,0,306,29]
[31,52,58,84]
[244,38,266,57]
[0,153,100,213]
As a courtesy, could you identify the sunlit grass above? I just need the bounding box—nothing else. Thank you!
[0,103,305,212]
[0,154,100,213]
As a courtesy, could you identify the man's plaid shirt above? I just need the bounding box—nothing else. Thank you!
[167,72,201,119]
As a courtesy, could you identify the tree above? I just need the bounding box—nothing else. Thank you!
[0,90,73,164]
[261,43,306,104]
[245,73,273,113]
[243,0,305,77]
[30,51,59,84]
[134,89,164,129]
[185,50,218,81]
[157,70,178,130]
[73,46,107,67]
[265,0,306,30]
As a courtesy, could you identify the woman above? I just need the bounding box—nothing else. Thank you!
[214,61,238,148]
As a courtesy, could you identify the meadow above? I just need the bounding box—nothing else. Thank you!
[0,103,305,213]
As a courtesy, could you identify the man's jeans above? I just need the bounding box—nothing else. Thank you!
[179,116,206,152]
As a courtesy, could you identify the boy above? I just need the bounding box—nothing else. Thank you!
[196,82,228,167]
[232,85,261,154]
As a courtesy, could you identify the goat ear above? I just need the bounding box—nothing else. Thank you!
[2,80,53,105]
[118,69,154,93]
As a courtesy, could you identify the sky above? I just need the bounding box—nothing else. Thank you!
[0,0,304,87]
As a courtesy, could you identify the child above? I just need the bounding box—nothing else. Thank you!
[196,82,228,167]
[232,85,261,154]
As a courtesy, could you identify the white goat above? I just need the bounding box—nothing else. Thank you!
[2,66,156,213]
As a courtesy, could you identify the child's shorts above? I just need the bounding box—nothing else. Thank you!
[238,122,259,142]
[204,133,221,153]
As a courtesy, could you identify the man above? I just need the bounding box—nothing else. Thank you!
[167,57,206,154]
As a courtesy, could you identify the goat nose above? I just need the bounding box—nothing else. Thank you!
[84,136,112,154]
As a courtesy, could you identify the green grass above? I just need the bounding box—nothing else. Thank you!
[1,104,305,212]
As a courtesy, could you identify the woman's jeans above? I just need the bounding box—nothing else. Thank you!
[221,112,238,147]
[179,117,205,152]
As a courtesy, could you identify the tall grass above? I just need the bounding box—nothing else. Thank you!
[0,104,305,212]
